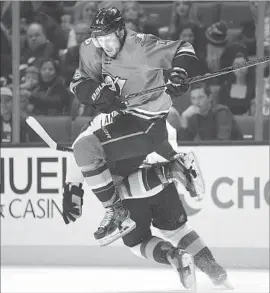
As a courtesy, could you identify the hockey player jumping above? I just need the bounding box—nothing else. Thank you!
[69,7,202,247]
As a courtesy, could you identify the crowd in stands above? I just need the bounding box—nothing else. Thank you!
[0,1,269,143]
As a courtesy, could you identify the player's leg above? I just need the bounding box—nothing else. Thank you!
[72,114,168,245]
[122,197,195,291]
[153,184,232,288]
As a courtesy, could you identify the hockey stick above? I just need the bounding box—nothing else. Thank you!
[125,55,270,102]
[26,116,73,152]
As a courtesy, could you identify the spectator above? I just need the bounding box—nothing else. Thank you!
[169,1,199,40]
[29,58,70,115]
[122,1,159,36]
[20,65,40,91]
[21,23,57,68]
[59,13,77,49]
[218,52,255,115]
[175,82,243,141]
[250,77,270,117]
[234,21,257,58]
[220,42,249,70]
[72,1,99,26]
[20,66,40,118]
[0,87,29,143]
[0,87,13,142]
[0,21,12,78]
[61,22,91,86]
[178,21,209,75]
[204,21,229,74]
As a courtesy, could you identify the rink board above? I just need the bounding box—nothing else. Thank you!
[1,146,269,268]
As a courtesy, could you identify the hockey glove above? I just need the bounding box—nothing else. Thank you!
[91,82,126,114]
[165,67,189,97]
[62,183,84,224]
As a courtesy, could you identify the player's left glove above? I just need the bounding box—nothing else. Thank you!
[62,183,84,224]
[91,82,126,114]
[165,67,189,97]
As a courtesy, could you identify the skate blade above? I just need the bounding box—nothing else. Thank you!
[181,253,197,292]
[216,279,234,290]
[185,152,205,200]
[98,219,136,247]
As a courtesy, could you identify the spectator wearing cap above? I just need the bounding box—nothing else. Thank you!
[174,81,243,141]
[30,58,70,115]
[21,23,58,68]
[204,21,228,74]
[0,87,29,142]
[218,52,255,115]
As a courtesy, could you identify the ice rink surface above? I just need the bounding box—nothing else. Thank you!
[1,267,269,293]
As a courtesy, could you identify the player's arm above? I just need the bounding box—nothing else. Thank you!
[144,35,198,96]
[69,40,126,114]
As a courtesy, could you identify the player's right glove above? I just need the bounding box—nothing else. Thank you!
[62,183,84,224]
[91,82,126,114]
[165,67,189,97]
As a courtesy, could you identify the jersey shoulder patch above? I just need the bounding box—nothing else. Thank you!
[134,33,146,47]
[84,37,92,46]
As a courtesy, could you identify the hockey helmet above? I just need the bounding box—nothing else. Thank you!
[90,7,125,38]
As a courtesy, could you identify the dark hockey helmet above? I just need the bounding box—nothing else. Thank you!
[90,7,125,37]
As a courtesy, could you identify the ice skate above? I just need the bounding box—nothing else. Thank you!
[167,248,197,292]
[172,151,205,200]
[94,198,136,246]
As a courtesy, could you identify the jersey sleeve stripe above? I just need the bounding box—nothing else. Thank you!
[176,41,196,55]
[174,52,198,60]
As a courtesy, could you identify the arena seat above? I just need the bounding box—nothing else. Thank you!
[234,116,270,141]
[28,116,72,143]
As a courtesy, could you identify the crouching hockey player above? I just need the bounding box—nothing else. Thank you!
[69,7,201,247]
[62,113,233,291]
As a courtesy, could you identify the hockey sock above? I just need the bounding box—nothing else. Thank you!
[82,162,117,207]
[73,134,117,207]
[160,223,217,272]
[130,236,174,265]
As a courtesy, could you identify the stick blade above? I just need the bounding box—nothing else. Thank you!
[26,116,57,149]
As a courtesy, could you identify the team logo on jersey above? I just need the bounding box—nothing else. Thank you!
[103,73,127,94]
[135,33,146,47]
[84,38,92,45]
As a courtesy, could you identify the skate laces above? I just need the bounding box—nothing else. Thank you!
[99,207,114,227]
